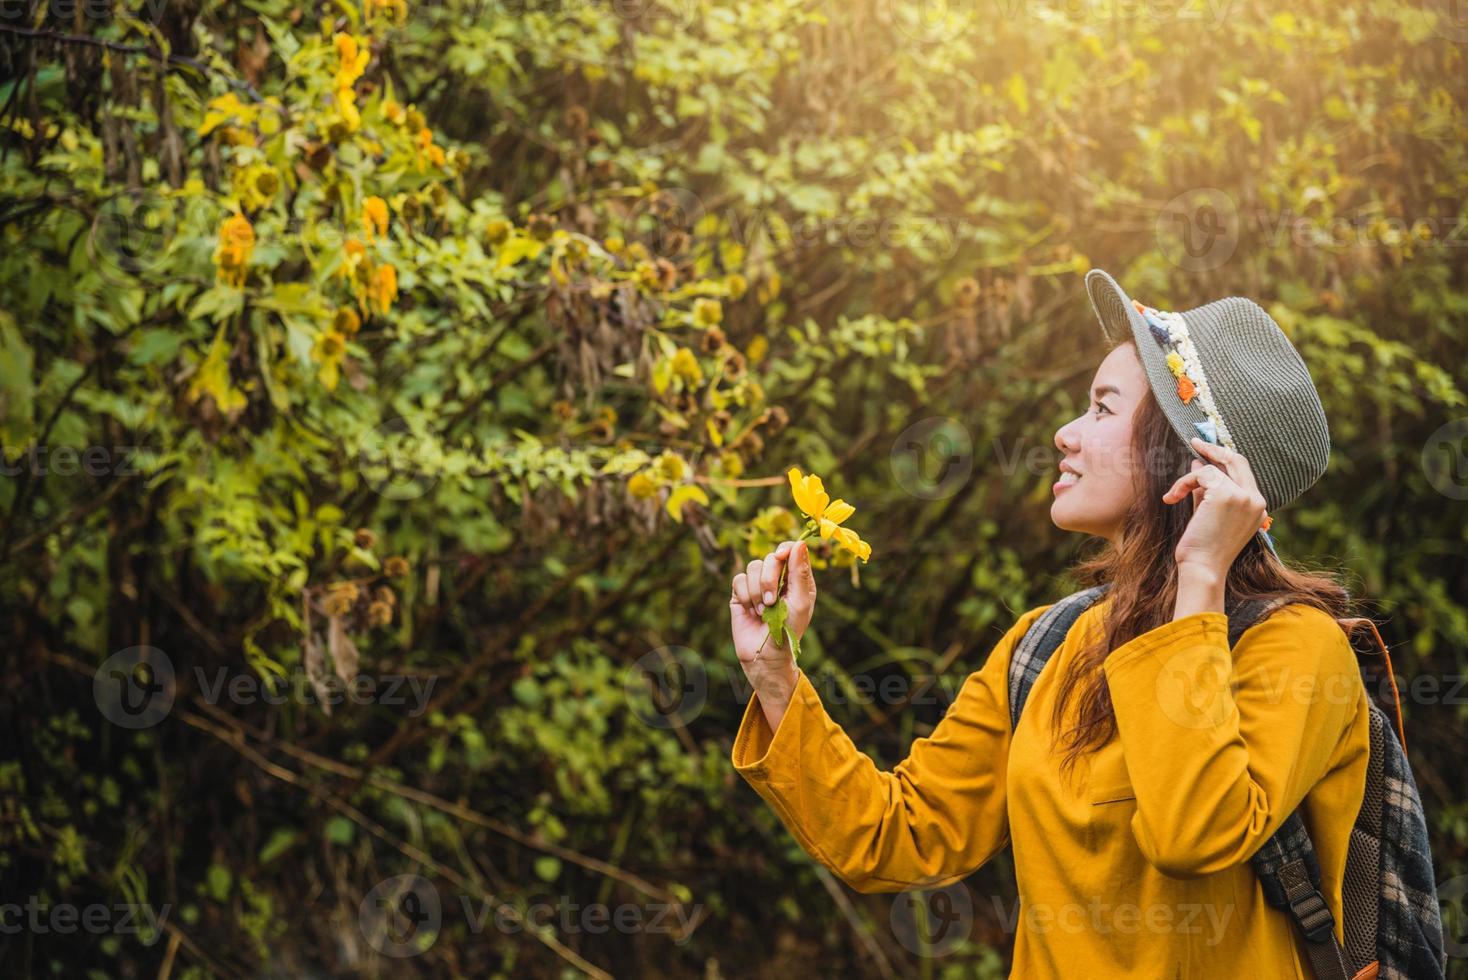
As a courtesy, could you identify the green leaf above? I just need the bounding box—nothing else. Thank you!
[324,816,355,846]
[533,856,561,881]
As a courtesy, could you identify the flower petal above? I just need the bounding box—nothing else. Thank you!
[823,499,855,526]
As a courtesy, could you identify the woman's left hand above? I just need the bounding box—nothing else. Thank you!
[1162,437,1269,578]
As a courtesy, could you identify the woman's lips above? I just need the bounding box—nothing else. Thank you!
[1052,472,1081,493]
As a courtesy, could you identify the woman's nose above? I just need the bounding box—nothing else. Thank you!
[1054,418,1080,454]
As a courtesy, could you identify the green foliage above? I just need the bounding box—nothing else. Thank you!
[2,0,1466,976]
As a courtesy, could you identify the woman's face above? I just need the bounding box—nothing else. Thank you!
[1050,343,1150,544]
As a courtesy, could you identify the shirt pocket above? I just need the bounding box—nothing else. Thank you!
[1089,776,1136,805]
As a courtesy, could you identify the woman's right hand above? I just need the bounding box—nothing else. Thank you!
[729,540,816,708]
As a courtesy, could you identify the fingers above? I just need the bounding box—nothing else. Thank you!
[1190,438,1265,498]
[732,542,805,617]
[760,543,792,606]
[745,559,763,611]
[1163,459,1267,517]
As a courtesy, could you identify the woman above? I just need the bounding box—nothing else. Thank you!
[727,270,1371,977]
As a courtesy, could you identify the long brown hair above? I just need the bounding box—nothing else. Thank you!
[1048,339,1358,780]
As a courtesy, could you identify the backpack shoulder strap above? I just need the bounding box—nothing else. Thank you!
[1007,583,1111,731]
[1237,597,1364,980]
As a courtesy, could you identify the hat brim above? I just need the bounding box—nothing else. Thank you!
[1084,269,1208,462]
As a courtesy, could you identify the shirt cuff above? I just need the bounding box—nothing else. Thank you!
[1102,611,1229,680]
[731,668,819,780]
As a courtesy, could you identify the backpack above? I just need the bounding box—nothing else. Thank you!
[1005,582,1446,980]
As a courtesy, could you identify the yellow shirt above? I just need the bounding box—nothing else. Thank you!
[731,598,1371,978]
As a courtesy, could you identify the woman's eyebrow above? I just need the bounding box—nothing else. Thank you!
[1091,384,1121,400]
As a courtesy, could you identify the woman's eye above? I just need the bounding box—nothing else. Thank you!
[1093,402,1112,416]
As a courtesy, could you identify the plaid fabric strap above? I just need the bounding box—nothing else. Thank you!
[1006,584,1111,730]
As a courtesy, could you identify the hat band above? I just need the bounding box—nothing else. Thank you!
[1132,299,1237,450]
[1131,298,1278,551]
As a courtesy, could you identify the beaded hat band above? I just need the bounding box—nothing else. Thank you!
[1084,269,1334,558]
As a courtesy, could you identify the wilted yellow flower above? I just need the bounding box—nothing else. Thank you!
[692,297,722,327]
[787,466,871,562]
[670,347,703,386]
[369,0,408,22]
[312,327,348,390]
[653,451,687,483]
[362,196,389,240]
[214,213,255,288]
[334,307,362,336]
[232,163,280,210]
[627,472,658,499]
[383,555,410,577]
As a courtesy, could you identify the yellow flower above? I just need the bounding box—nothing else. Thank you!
[670,347,703,386]
[334,34,369,90]
[381,99,406,125]
[653,451,687,483]
[627,472,658,499]
[214,213,255,288]
[362,196,389,240]
[369,0,408,22]
[368,263,398,314]
[692,297,722,327]
[338,91,362,134]
[333,307,362,336]
[312,327,348,391]
[232,163,280,210]
[1165,350,1186,377]
[787,466,871,562]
